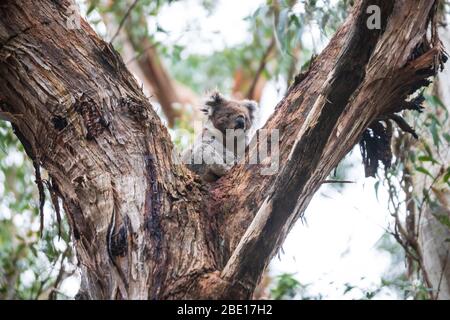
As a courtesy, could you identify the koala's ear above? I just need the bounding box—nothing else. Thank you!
[205,91,225,107]
[201,91,225,115]
[242,100,258,120]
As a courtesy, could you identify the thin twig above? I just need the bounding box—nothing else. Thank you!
[321,180,355,184]
[415,169,442,237]
[110,0,140,44]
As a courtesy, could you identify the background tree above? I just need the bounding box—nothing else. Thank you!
[386,18,450,299]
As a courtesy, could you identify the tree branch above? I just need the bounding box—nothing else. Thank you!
[210,0,444,297]
[245,37,275,100]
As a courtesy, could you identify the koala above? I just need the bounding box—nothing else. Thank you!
[182,91,258,182]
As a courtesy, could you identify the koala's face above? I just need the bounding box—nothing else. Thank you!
[202,91,257,134]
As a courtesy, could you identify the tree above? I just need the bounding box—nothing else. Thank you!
[0,0,446,299]
[419,27,450,298]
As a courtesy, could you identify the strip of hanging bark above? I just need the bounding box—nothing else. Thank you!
[33,161,46,237]
[7,113,49,236]
[389,114,419,139]
[392,94,426,113]
[359,120,393,177]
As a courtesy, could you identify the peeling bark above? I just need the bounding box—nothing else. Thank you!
[0,0,445,299]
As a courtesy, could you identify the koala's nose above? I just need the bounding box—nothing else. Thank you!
[235,116,245,129]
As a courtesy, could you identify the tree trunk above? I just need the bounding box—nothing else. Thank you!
[416,27,450,300]
[0,0,445,299]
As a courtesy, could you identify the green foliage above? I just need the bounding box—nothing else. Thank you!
[170,106,196,151]
[413,93,450,187]
[434,214,450,229]
[84,0,351,94]
[270,273,302,300]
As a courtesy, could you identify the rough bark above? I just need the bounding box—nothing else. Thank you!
[0,0,445,299]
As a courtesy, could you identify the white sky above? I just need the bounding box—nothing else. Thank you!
[154,0,262,54]
[269,152,397,299]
